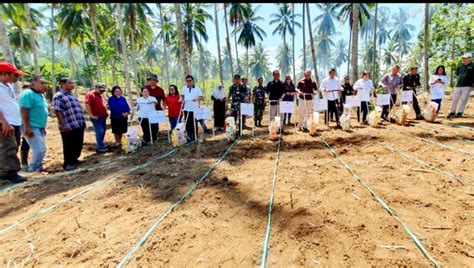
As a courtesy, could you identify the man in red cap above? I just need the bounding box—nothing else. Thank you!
[0,62,28,183]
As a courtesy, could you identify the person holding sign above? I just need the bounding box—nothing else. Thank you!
[379,65,403,121]
[296,69,318,132]
[340,75,354,115]
[181,75,203,142]
[321,68,343,128]
[283,75,296,125]
[266,70,286,133]
[429,65,449,114]
[229,74,249,133]
[402,67,423,120]
[165,85,182,130]
[211,84,226,131]
[353,71,374,124]
[252,77,266,127]
[137,88,158,145]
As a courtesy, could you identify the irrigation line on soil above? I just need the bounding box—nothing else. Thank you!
[377,141,465,185]
[445,123,474,131]
[116,137,241,268]
[260,135,282,268]
[417,125,474,145]
[414,136,472,156]
[0,143,195,237]
[319,135,440,268]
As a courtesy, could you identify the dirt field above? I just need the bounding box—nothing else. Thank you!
[0,94,473,267]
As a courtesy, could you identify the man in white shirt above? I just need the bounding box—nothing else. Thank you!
[0,62,28,183]
[181,75,203,142]
[321,68,343,128]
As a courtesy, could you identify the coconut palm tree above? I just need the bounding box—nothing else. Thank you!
[372,4,378,81]
[0,8,13,63]
[157,3,171,86]
[249,43,271,81]
[228,3,251,74]
[26,3,39,75]
[234,5,266,79]
[115,4,131,100]
[221,48,232,76]
[270,3,301,48]
[350,4,360,84]
[276,44,292,77]
[302,4,306,73]
[174,4,190,76]
[223,3,234,76]
[314,3,337,36]
[333,39,348,74]
[382,40,397,70]
[85,3,102,83]
[214,4,223,86]
[305,3,319,84]
[391,7,415,64]
[292,3,296,82]
[423,3,429,91]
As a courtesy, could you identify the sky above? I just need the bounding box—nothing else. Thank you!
[32,3,425,78]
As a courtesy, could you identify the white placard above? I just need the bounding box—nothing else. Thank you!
[401,90,413,102]
[345,95,361,107]
[240,103,254,116]
[149,110,167,124]
[279,101,295,114]
[313,98,328,112]
[376,94,391,106]
[195,106,212,120]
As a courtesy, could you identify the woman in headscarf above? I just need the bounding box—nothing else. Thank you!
[211,84,226,130]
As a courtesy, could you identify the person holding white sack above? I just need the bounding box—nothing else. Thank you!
[353,71,375,124]
[136,88,158,145]
[181,75,203,142]
[321,68,343,128]
[429,65,449,114]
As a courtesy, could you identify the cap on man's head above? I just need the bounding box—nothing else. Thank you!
[0,62,26,75]
[147,74,158,81]
[462,52,472,58]
[233,74,241,79]
[95,83,106,90]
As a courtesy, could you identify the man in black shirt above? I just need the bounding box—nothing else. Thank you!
[266,70,286,132]
[402,67,423,119]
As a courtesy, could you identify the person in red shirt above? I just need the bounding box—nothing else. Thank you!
[85,83,109,153]
[144,74,166,110]
[165,84,182,130]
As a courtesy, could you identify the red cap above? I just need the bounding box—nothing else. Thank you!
[0,62,26,75]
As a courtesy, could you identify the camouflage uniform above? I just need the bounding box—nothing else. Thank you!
[253,85,266,121]
[228,84,249,122]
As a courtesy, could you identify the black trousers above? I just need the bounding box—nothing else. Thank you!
[325,100,340,125]
[382,94,397,119]
[357,101,370,123]
[60,126,84,168]
[139,118,158,143]
[184,111,198,142]
[401,89,422,116]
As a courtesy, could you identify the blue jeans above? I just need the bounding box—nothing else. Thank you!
[169,117,179,130]
[91,116,107,150]
[20,127,46,171]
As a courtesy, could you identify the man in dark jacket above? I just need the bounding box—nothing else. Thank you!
[402,67,423,120]
[266,70,286,132]
[448,53,474,118]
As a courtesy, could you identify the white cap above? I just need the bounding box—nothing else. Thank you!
[462,52,472,58]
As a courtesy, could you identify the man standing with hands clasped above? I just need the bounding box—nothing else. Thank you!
[296,69,318,132]
[0,62,28,183]
[448,53,474,119]
[85,83,109,153]
[18,76,49,174]
[266,70,286,134]
[321,68,343,128]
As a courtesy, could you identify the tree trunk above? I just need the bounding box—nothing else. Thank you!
[347,21,352,76]
[89,4,102,83]
[24,4,39,75]
[19,26,25,67]
[350,4,360,85]
[224,4,234,76]
[372,3,378,82]
[174,4,190,76]
[234,29,240,74]
[51,4,56,95]
[130,11,140,96]
[0,10,13,63]
[157,3,170,87]
[292,3,296,80]
[246,46,249,79]
[117,5,132,101]
[450,37,455,88]
[302,3,306,72]
[214,4,224,86]
[67,35,77,80]
[306,3,319,85]
[423,3,429,92]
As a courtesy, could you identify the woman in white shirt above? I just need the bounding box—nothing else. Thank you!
[180,75,203,142]
[429,65,449,114]
[136,88,158,145]
[353,71,375,124]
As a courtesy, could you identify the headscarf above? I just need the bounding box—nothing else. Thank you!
[212,84,226,100]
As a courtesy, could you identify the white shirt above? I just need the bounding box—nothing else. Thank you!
[0,82,21,126]
[320,77,342,101]
[137,96,157,118]
[429,75,449,100]
[181,85,203,112]
[353,79,374,101]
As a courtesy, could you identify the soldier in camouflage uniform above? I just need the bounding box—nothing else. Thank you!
[253,77,266,127]
[228,74,249,131]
